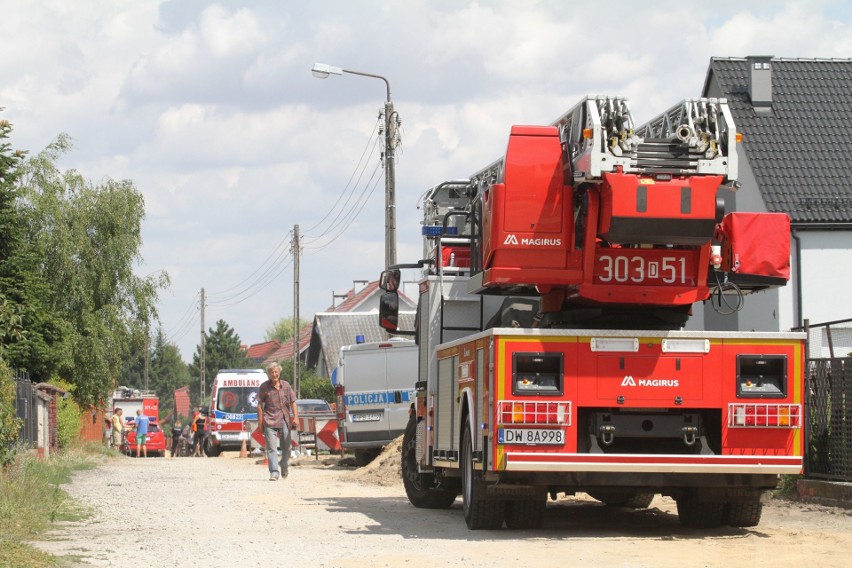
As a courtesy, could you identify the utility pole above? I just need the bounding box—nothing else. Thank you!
[311,63,398,270]
[143,333,149,391]
[292,225,301,397]
[200,287,206,403]
[383,99,398,270]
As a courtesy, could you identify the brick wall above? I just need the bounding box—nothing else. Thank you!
[79,405,107,444]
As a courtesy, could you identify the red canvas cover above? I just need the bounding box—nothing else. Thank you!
[717,213,790,280]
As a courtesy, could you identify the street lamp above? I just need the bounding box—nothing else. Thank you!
[312,62,398,270]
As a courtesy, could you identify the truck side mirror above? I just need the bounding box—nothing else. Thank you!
[379,291,400,332]
[379,269,401,292]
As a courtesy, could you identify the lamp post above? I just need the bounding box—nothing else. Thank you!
[312,62,398,270]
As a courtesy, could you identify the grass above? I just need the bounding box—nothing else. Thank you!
[0,441,107,568]
[773,474,802,499]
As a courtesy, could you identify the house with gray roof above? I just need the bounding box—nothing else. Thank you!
[683,56,852,349]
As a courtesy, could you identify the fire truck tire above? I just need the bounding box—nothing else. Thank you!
[722,500,763,527]
[504,498,545,530]
[587,491,654,509]
[676,491,724,528]
[462,424,505,530]
[402,416,457,509]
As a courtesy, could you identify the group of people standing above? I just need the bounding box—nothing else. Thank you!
[108,362,299,481]
[109,407,150,457]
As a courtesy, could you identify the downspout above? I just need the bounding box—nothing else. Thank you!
[791,229,803,328]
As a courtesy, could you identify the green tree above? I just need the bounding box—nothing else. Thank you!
[190,319,251,399]
[0,111,69,378]
[149,328,191,397]
[12,134,168,405]
[265,316,311,343]
[278,359,333,401]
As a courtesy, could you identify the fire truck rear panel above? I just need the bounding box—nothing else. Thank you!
[433,329,803,482]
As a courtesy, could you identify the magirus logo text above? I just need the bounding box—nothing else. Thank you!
[621,375,679,387]
[503,234,562,246]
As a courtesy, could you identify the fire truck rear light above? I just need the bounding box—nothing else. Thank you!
[582,128,593,139]
[590,338,639,352]
[728,403,801,428]
[498,400,572,426]
[662,339,710,353]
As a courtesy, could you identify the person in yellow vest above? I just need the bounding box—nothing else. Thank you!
[110,408,129,451]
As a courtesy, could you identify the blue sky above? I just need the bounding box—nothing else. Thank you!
[2,0,850,359]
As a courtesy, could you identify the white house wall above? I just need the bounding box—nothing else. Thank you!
[793,230,852,328]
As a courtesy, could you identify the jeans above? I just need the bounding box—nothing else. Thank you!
[264,424,291,474]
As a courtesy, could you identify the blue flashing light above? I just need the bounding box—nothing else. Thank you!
[421,225,459,237]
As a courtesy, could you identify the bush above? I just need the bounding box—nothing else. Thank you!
[299,373,335,402]
[55,394,81,449]
[0,359,23,467]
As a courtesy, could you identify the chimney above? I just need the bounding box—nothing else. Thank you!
[747,55,774,114]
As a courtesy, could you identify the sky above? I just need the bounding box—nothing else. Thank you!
[2,0,851,361]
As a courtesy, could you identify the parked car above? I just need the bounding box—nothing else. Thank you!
[124,418,166,457]
[296,399,334,415]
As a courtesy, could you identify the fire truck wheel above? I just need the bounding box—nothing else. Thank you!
[504,498,545,530]
[676,490,724,529]
[401,415,457,509]
[462,424,505,530]
[722,500,763,527]
[587,490,654,509]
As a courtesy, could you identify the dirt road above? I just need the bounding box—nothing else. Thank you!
[33,450,851,567]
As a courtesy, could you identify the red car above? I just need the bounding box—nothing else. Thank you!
[123,417,166,457]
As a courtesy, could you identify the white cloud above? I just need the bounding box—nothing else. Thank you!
[2,0,851,358]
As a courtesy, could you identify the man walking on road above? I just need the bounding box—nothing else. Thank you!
[257,362,299,480]
[134,409,150,458]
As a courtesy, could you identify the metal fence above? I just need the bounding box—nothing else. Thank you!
[794,319,852,482]
[13,371,38,449]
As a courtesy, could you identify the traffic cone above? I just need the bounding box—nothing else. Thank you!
[239,438,248,458]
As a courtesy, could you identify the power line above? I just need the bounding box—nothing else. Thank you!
[207,241,293,304]
[208,256,295,310]
[302,118,381,235]
[302,161,383,255]
[161,295,200,345]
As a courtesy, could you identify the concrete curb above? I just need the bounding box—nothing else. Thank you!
[797,479,852,509]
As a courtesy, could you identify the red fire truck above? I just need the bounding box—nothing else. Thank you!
[378,96,804,530]
[111,387,166,457]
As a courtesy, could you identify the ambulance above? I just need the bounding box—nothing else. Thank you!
[205,369,266,456]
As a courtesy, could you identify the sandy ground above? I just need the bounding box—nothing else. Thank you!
[32,442,852,568]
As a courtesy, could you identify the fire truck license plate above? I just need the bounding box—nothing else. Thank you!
[498,428,564,445]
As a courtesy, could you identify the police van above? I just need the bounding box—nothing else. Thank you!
[334,339,417,465]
